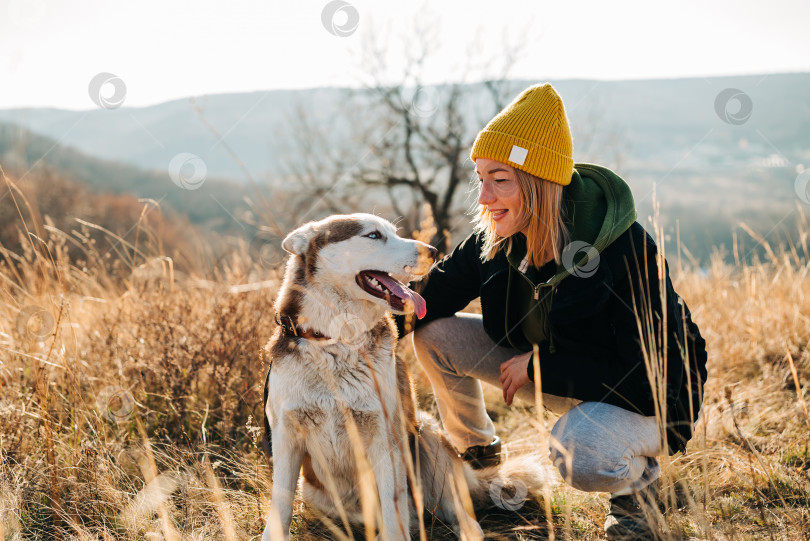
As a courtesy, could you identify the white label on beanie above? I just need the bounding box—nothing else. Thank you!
[508,145,528,166]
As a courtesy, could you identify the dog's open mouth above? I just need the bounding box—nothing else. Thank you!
[356,271,427,319]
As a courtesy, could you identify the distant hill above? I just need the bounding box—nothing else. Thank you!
[0,122,263,237]
[0,87,348,182]
[1,74,809,264]
[0,74,807,180]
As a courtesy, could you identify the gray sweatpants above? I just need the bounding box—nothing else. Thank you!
[411,312,664,495]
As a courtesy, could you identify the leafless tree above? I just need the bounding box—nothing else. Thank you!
[277,20,530,254]
[280,18,624,255]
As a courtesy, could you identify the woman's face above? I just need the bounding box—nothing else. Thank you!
[476,158,523,237]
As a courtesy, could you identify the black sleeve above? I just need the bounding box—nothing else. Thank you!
[394,232,483,338]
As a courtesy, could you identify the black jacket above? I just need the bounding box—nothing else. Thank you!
[396,222,708,455]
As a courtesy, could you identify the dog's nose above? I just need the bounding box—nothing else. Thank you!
[419,242,439,261]
[418,243,438,262]
[415,242,438,265]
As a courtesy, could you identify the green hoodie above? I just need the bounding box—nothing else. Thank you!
[504,163,638,349]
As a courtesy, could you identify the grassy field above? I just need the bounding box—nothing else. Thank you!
[1,169,809,540]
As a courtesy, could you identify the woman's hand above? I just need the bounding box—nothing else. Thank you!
[499,351,533,406]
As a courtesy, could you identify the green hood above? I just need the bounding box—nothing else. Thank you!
[506,163,638,284]
[504,163,637,348]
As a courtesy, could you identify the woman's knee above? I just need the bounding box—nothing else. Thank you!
[411,319,441,352]
[413,314,492,373]
[548,403,651,493]
[412,319,443,354]
[412,318,458,375]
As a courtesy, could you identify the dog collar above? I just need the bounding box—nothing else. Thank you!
[275,314,330,341]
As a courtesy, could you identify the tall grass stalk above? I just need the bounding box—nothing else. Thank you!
[1,169,809,538]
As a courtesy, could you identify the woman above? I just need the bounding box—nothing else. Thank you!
[395,83,708,539]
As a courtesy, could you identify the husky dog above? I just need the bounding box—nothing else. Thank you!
[262,214,541,541]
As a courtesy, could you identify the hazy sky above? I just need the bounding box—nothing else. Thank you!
[1,0,808,110]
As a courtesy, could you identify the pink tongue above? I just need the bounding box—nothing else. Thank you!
[368,272,427,319]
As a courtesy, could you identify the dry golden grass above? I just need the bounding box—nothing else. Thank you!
[1,167,809,540]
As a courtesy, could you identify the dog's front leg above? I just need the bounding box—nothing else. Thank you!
[369,436,410,541]
[262,422,304,541]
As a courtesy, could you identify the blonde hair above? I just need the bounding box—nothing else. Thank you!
[472,168,570,267]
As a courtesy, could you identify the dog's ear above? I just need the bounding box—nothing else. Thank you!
[282,222,317,255]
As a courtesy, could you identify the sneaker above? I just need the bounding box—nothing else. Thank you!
[604,480,662,540]
[459,435,501,469]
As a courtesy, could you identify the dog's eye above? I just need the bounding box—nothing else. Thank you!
[364,230,383,240]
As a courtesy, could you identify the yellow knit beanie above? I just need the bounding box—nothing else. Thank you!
[470,83,574,186]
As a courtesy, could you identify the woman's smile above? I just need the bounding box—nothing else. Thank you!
[476,158,523,237]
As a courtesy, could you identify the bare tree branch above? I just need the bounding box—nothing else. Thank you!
[279,17,623,254]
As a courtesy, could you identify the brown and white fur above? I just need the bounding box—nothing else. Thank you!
[261,213,541,541]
